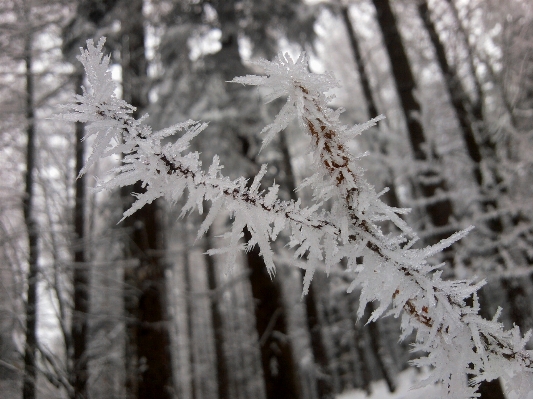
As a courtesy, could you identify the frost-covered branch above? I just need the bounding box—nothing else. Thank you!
[232,53,533,397]
[60,39,533,399]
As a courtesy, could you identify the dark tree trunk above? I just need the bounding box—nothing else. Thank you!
[71,71,90,399]
[341,4,401,210]
[340,6,379,121]
[372,2,505,396]
[320,296,342,394]
[134,208,172,399]
[244,227,302,399]
[303,287,334,399]
[22,21,39,399]
[205,1,302,397]
[279,131,334,399]
[442,0,483,119]
[417,0,483,186]
[242,232,300,398]
[371,0,454,239]
[365,303,397,392]
[418,0,532,340]
[351,308,372,394]
[204,229,230,399]
[182,249,197,399]
[120,1,173,398]
[340,8,401,392]
[340,4,402,211]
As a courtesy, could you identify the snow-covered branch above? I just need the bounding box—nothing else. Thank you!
[60,39,533,399]
[232,53,533,398]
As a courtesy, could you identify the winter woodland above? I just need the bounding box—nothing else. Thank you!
[1,1,533,399]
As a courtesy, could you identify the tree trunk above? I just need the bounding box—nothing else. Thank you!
[419,0,532,334]
[340,4,401,219]
[22,15,39,399]
[182,249,197,399]
[120,0,173,398]
[340,6,379,121]
[340,8,401,392]
[244,228,302,399]
[279,130,334,399]
[206,1,302,397]
[71,71,90,399]
[415,5,510,396]
[204,229,230,399]
[371,0,454,239]
[417,0,484,186]
[365,303,397,392]
[442,0,483,119]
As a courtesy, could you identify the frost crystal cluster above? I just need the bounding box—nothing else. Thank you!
[60,38,533,399]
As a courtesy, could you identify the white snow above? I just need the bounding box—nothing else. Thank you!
[336,368,442,399]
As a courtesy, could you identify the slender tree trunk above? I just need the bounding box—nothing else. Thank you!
[320,297,342,394]
[207,1,302,397]
[340,6,379,121]
[120,1,173,398]
[204,229,229,399]
[340,5,401,212]
[418,0,532,334]
[244,226,302,399]
[350,305,372,394]
[364,303,397,392]
[278,130,334,399]
[414,3,508,398]
[303,287,334,399]
[22,18,39,399]
[443,0,483,118]
[123,263,138,398]
[71,71,90,399]
[182,249,197,399]
[417,0,484,186]
[340,8,400,392]
[371,0,454,239]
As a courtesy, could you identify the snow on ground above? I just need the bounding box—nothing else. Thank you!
[336,368,441,399]
[337,368,533,399]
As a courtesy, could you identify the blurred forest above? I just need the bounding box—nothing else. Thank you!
[1,0,533,398]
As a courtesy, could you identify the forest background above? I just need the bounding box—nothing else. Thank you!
[1,0,533,399]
